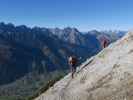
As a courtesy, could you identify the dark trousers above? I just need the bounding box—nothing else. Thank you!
[70,64,76,78]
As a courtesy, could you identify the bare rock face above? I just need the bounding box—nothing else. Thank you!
[35,31,133,100]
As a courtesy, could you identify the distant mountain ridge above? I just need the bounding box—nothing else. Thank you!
[49,27,102,51]
[88,30,126,42]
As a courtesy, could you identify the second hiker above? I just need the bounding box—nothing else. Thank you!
[68,55,78,79]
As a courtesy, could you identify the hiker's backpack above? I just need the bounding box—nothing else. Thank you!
[69,56,77,65]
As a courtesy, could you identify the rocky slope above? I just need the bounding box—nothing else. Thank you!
[35,31,133,100]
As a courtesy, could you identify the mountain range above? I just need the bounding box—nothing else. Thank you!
[0,22,126,100]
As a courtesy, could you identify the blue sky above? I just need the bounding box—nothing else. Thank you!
[0,0,133,31]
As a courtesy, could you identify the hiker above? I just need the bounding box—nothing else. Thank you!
[68,55,78,78]
[102,39,109,48]
[99,35,110,49]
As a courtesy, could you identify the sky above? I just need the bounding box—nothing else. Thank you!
[0,0,133,31]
